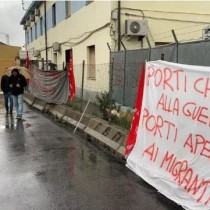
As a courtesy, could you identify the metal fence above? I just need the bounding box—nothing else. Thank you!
[110,39,210,108]
[25,39,210,111]
[29,60,65,71]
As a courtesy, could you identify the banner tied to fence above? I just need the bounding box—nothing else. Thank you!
[126,60,210,210]
[29,65,69,104]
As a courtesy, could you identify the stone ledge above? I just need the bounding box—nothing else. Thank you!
[84,127,121,151]
[86,118,127,145]
[24,93,127,159]
[32,98,47,111]
[62,115,86,132]
[48,104,67,119]
[24,93,35,105]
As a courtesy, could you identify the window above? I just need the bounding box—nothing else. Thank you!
[53,53,57,65]
[155,42,172,46]
[71,1,86,14]
[87,45,95,79]
[65,1,71,17]
[35,23,37,39]
[52,3,56,27]
[40,17,43,35]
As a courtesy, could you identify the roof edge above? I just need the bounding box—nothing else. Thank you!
[20,1,42,25]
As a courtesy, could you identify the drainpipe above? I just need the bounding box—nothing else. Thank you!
[117,1,121,51]
[25,30,27,50]
[44,1,48,69]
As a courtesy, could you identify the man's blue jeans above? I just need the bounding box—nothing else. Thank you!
[4,92,13,112]
[12,94,24,118]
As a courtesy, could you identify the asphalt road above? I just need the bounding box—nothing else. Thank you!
[0,94,184,210]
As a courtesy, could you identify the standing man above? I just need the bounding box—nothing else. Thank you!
[9,69,27,120]
[1,74,13,114]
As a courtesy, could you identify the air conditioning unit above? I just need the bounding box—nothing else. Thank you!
[23,24,27,30]
[34,8,40,16]
[25,20,30,26]
[30,14,35,22]
[53,42,60,52]
[33,50,40,57]
[125,20,148,36]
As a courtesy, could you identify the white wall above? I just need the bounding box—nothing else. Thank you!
[120,1,210,48]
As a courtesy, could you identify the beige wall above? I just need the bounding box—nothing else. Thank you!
[0,45,21,77]
[27,1,112,93]
[0,45,20,60]
[28,1,210,59]
[0,45,21,91]
[120,1,210,48]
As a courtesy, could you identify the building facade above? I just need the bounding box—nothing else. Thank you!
[20,1,210,101]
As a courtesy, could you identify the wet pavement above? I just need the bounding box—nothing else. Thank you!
[0,94,184,210]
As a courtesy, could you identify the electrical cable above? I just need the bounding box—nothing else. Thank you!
[112,7,145,19]
[141,8,210,17]
[153,24,208,37]
[59,23,110,47]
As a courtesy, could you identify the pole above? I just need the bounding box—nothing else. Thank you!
[146,37,151,61]
[117,1,121,51]
[107,42,113,93]
[110,57,114,94]
[74,99,90,133]
[80,60,85,112]
[44,1,48,70]
[171,29,178,63]
[121,40,126,105]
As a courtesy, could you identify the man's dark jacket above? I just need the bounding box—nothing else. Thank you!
[1,75,11,93]
[9,69,27,95]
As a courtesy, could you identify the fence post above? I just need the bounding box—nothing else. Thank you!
[107,42,114,124]
[110,57,114,94]
[107,43,112,93]
[80,60,85,112]
[121,40,126,105]
[146,37,151,61]
[171,29,179,63]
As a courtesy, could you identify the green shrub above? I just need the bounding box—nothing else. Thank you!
[95,91,116,121]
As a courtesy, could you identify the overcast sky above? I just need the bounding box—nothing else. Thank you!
[0,1,31,47]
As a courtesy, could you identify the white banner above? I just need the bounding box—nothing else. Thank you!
[126,60,210,210]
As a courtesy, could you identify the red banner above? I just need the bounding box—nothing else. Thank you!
[68,50,76,101]
[125,64,145,156]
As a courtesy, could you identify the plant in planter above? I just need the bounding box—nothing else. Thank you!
[95,91,116,121]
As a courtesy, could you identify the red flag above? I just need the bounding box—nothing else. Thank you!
[68,50,76,101]
[125,64,145,156]
[25,51,30,69]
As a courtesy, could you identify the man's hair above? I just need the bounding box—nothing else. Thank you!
[12,69,19,74]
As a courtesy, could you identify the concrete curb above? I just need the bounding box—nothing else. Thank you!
[32,98,47,111]
[24,93,127,160]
